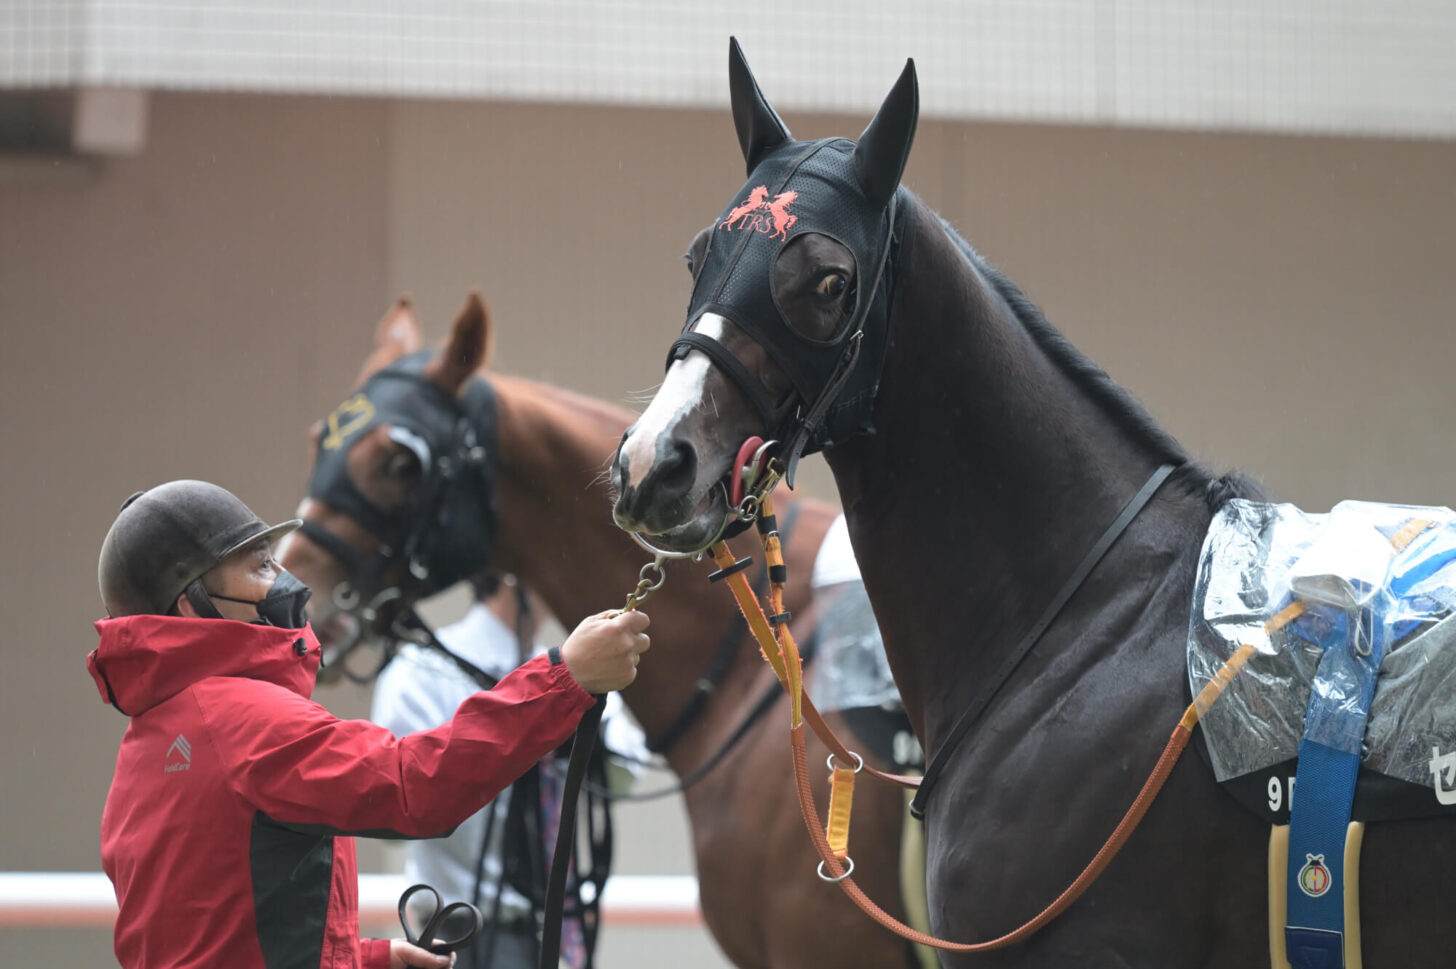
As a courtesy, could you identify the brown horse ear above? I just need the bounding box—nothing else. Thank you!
[729,36,792,175]
[426,289,492,395]
[376,296,423,353]
[354,296,423,385]
[852,59,918,211]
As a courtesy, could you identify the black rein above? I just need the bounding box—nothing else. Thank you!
[909,463,1178,818]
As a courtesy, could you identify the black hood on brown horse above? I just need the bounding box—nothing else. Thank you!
[302,350,498,599]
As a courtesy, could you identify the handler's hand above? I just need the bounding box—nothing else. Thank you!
[560,609,651,693]
[389,938,454,968]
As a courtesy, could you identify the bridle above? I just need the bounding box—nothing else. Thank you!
[666,139,905,487]
[300,351,499,681]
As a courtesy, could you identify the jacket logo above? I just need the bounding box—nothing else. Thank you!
[719,186,799,241]
[164,734,192,773]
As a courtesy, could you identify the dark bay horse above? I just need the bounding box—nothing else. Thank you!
[278,293,923,969]
[610,40,1456,967]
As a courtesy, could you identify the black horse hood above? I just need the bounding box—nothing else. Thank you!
[685,137,898,423]
[670,38,919,479]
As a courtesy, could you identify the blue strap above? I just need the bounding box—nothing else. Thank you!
[1282,517,1456,967]
[1285,603,1389,968]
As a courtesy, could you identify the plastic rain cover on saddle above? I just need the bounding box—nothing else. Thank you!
[1188,499,1456,824]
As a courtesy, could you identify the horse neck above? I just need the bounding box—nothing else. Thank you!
[487,375,757,763]
[825,194,1206,747]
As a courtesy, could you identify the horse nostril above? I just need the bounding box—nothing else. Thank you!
[653,437,698,503]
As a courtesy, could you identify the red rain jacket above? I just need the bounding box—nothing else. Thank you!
[87,615,593,969]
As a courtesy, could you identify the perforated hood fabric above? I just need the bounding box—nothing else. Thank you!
[680,138,899,453]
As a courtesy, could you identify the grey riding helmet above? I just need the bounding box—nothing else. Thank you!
[98,480,301,617]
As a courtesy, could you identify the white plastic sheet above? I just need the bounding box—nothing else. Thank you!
[1188,499,1456,789]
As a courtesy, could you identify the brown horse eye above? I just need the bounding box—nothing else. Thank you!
[386,452,420,478]
[816,273,847,298]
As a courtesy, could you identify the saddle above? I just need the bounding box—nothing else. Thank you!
[1188,498,1456,969]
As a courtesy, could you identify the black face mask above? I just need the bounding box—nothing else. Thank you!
[211,570,313,629]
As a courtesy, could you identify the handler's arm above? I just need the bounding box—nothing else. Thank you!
[197,651,593,837]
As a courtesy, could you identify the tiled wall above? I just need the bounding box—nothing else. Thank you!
[1,0,1454,138]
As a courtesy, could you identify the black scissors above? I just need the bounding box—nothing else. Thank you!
[398,883,484,956]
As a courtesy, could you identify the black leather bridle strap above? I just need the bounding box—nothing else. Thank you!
[668,330,788,432]
[909,463,1178,819]
[540,696,606,969]
[297,519,366,575]
[779,192,898,486]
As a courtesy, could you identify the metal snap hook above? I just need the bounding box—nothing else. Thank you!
[638,558,667,592]
[623,556,670,612]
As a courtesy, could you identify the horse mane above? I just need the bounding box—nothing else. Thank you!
[923,201,1265,510]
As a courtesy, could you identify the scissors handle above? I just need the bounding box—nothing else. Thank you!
[398,883,484,955]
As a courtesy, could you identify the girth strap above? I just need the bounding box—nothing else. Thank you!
[910,463,1178,818]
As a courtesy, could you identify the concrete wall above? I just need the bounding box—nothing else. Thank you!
[0,91,392,966]
[387,98,1456,509]
[1,90,1453,965]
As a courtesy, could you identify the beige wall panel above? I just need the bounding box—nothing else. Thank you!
[0,91,389,963]
[934,123,1455,507]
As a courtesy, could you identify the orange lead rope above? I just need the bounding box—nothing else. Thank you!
[708,492,1260,952]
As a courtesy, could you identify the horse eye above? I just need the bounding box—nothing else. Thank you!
[816,273,848,299]
[385,451,421,479]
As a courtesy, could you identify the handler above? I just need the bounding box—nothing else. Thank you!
[87,479,650,969]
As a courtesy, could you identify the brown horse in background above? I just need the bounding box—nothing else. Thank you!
[279,293,922,969]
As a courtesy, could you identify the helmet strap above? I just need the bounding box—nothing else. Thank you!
[182,578,224,620]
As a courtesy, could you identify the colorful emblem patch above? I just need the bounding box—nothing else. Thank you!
[719,185,799,240]
[1298,853,1332,897]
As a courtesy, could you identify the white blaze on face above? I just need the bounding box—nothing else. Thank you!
[621,314,727,491]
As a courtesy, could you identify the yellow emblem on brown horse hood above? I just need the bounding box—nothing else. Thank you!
[322,394,375,450]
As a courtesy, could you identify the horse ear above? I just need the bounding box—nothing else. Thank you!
[729,36,792,175]
[354,296,424,385]
[426,289,492,395]
[852,59,918,210]
[376,296,423,353]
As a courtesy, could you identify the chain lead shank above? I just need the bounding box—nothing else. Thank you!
[623,557,668,612]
